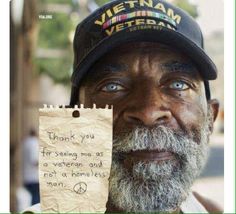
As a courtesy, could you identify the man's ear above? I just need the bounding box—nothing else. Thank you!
[208,99,220,122]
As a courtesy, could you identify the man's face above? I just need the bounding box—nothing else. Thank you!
[78,42,218,212]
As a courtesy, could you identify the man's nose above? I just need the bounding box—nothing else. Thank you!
[123,90,172,127]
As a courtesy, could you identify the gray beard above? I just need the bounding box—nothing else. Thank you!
[109,117,211,212]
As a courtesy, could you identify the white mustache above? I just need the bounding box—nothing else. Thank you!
[113,125,201,158]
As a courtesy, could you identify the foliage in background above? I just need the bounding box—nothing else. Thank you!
[37,13,73,48]
[95,0,111,6]
[35,0,76,84]
[174,0,198,18]
[40,0,77,6]
[35,57,72,84]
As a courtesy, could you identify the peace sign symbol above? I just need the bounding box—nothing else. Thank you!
[73,182,87,194]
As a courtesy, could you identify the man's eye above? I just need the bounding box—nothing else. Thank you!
[101,83,125,92]
[168,81,189,90]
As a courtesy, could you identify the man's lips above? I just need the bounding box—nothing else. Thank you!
[122,150,175,162]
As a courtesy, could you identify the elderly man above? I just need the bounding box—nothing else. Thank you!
[25,0,222,213]
[69,0,221,212]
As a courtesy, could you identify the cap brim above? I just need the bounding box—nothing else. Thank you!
[72,25,217,87]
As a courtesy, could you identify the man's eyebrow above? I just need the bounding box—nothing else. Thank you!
[161,61,198,75]
[88,63,128,81]
[100,63,127,73]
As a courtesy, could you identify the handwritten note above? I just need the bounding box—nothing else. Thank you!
[39,105,113,213]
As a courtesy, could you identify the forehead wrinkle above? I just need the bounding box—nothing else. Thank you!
[131,51,155,77]
[131,48,178,76]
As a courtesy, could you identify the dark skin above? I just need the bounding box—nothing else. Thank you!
[78,42,220,213]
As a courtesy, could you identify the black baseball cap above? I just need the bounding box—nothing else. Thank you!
[70,0,217,105]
